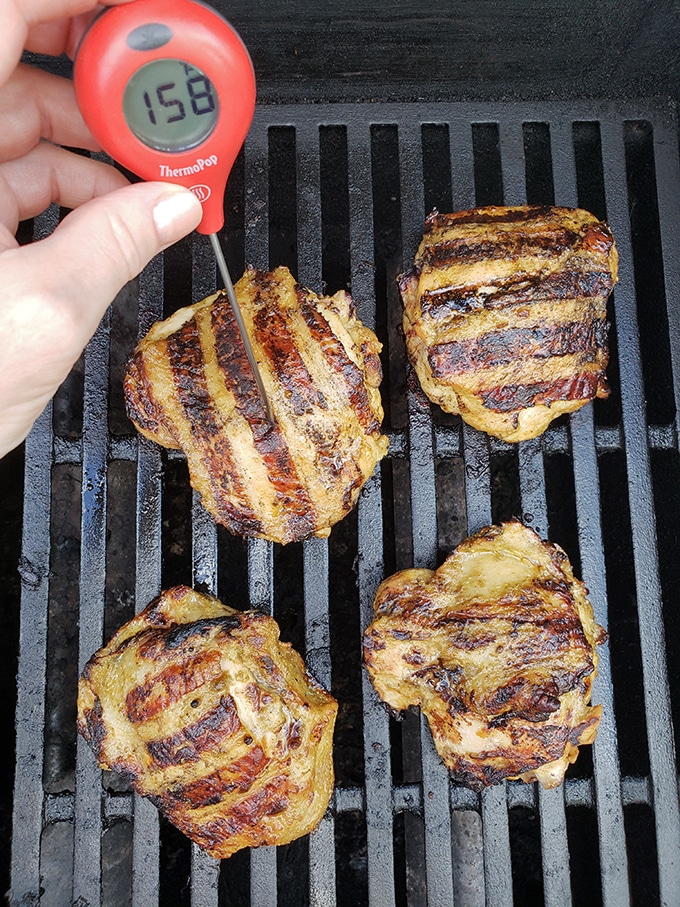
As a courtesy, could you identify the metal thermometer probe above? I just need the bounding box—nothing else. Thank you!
[74,0,274,421]
[208,234,273,420]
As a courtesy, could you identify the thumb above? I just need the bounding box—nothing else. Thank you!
[39,181,202,338]
[0,181,201,457]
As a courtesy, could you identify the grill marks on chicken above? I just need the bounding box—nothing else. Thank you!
[77,586,338,858]
[363,522,607,790]
[124,266,388,544]
[429,317,609,377]
[167,315,267,534]
[399,206,618,442]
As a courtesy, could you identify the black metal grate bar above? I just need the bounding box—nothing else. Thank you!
[498,116,573,907]
[73,307,111,907]
[400,119,456,907]
[132,251,165,906]
[190,234,221,905]
[243,113,279,907]
[601,117,680,905]
[347,118,396,907]
[550,118,630,907]
[296,117,338,907]
[10,100,680,907]
[11,205,59,907]
[11,412,52,907]
[463,118,514,907]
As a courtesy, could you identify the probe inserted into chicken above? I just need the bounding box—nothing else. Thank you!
[399,206,618,442]
[77,586,338,858]
[363,522,606,790]
[124,265,388,544]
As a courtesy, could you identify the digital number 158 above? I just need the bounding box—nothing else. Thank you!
[143,70,215,125]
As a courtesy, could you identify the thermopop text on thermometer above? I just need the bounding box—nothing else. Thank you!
[74,0,273,419]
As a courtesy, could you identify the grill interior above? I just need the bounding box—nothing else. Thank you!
[4,95,680,906]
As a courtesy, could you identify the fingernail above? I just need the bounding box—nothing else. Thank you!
[153,188,202,244]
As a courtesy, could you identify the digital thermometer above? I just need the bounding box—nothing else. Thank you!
[74,0,273,419]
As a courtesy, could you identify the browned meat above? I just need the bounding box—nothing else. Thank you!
[363,522,606,790]
[77,586,338,858]
[124,265,388,544]
[399,206,618,442]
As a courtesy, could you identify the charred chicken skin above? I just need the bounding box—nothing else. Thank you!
[124,266,388,544]
[399,206,618,442]
[363,522,606,790]
[77,586,338,858]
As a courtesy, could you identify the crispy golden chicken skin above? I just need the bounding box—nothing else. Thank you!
[77,586,338,858]
[363,522,606,790]
[399,206,618,442]
[124,266,388,544]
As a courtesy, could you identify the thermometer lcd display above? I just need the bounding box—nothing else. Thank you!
[122,58,219,152]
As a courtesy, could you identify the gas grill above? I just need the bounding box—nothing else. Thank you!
[4,5,680,906]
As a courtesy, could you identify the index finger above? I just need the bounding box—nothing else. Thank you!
[1,1,135,85]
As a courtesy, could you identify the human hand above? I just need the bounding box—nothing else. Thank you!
[0,0,203,458]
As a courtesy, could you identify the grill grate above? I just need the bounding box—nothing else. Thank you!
[9,100,680,906]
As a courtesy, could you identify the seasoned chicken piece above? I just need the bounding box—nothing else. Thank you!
[363,522,606,790]
[399,206,618,442]
[124,266,388,544]
[77,586,338,858]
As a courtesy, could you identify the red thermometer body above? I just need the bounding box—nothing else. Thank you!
[74,0,274,420]
[74,0,256,235]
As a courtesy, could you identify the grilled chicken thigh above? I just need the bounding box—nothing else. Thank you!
[363,522,606,790]
[399,206,618,442]
[77,586,338,858]
[124,266,388,544]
